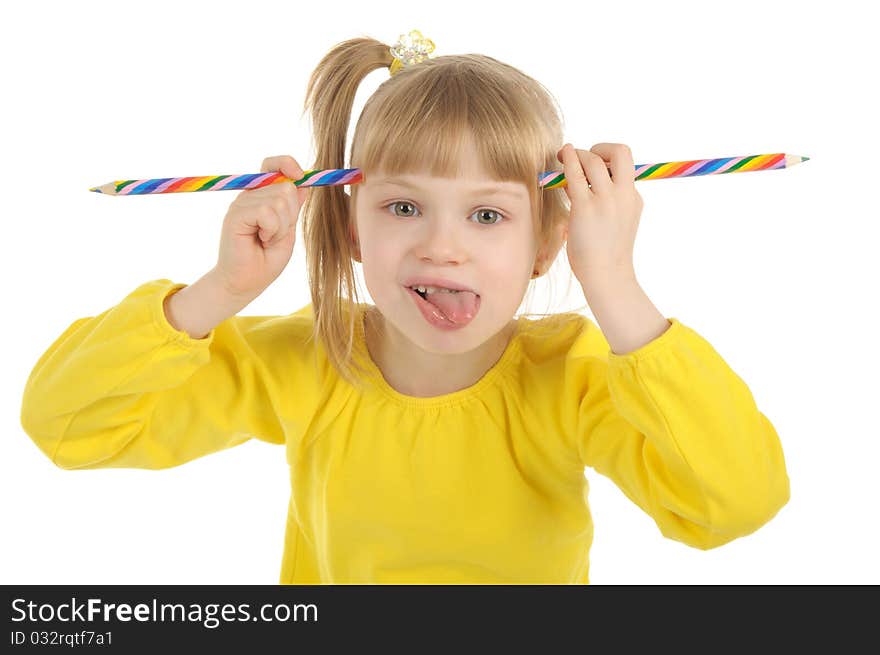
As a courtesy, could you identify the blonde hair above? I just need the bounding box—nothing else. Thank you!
[299,35,575,390]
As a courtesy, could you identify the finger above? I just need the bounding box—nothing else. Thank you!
[260,155,305,181]
[556,143,592,200]
[286,156,315,208]
[273,182,299,233]
[256,208,282,245]
[576,148,613,194]
[279,225,297,247]
[261,155,292,174]
[245,185,297,240]
[282,156,306,183]
[589,143,636,186]
[262,155,311,205]
[271,194,295,244]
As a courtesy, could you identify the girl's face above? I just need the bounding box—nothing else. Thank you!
[352,142,537,354]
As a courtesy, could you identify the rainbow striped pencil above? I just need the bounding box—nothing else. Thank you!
[89,153,809,195]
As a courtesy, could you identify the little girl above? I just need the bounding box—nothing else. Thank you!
[20,31,790,584]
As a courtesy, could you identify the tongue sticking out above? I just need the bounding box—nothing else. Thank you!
[422,290,479,324]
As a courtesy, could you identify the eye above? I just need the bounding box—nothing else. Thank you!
[385,201,506,225]
[471,208,505,225]
[387,200,419,218]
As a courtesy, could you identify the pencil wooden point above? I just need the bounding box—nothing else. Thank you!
[90,182,116,195]
[785,154,810,167]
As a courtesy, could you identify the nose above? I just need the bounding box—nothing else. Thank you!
[414,215,467,265]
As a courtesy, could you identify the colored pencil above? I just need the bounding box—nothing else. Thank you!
[89,153,809,195]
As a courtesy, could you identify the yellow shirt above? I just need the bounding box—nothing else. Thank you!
[20,279,790,584]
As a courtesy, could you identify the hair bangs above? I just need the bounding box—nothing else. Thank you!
[351,56,548,224]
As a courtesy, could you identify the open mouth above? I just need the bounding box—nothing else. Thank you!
[411,286,463,300]
[405,284,480,328]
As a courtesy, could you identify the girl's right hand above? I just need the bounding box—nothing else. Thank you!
[212,155,312,301]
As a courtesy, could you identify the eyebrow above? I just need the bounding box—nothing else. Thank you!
[372,177,525,199]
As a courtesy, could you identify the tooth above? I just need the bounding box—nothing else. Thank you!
[412,285,463,294]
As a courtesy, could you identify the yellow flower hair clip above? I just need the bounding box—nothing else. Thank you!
[389,29,436,76]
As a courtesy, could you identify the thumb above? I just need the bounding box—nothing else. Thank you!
[282,158,311,205]
[282,158,305,182]
[557,143,587,198]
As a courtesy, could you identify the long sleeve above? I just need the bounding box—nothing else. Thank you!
[20,279,295,470]
[564,317,790,550]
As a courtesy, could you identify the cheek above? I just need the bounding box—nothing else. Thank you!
[480,234,534,291]
[358,230,402,293]
[359,228,400,264]
[491,224,537,266]
[355,214,380,251]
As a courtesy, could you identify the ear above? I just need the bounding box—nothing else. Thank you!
[348,219,361,263]
[531,220,567,278]
[345,190,362,263]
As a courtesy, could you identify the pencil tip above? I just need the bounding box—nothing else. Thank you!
[801,156,810,162]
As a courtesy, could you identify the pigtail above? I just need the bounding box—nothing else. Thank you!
[301,38,394,390]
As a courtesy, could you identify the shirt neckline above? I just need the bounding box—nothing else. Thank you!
[354,303,524,409]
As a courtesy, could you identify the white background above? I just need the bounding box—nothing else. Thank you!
[2,0,876,584]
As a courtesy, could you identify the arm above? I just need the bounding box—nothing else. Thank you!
[20,276,298,470]
[567,274,790,549]
[579,269,671,356]
[163,269,253,340]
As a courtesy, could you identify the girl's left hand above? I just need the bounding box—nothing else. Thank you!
[557,142,644,284]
